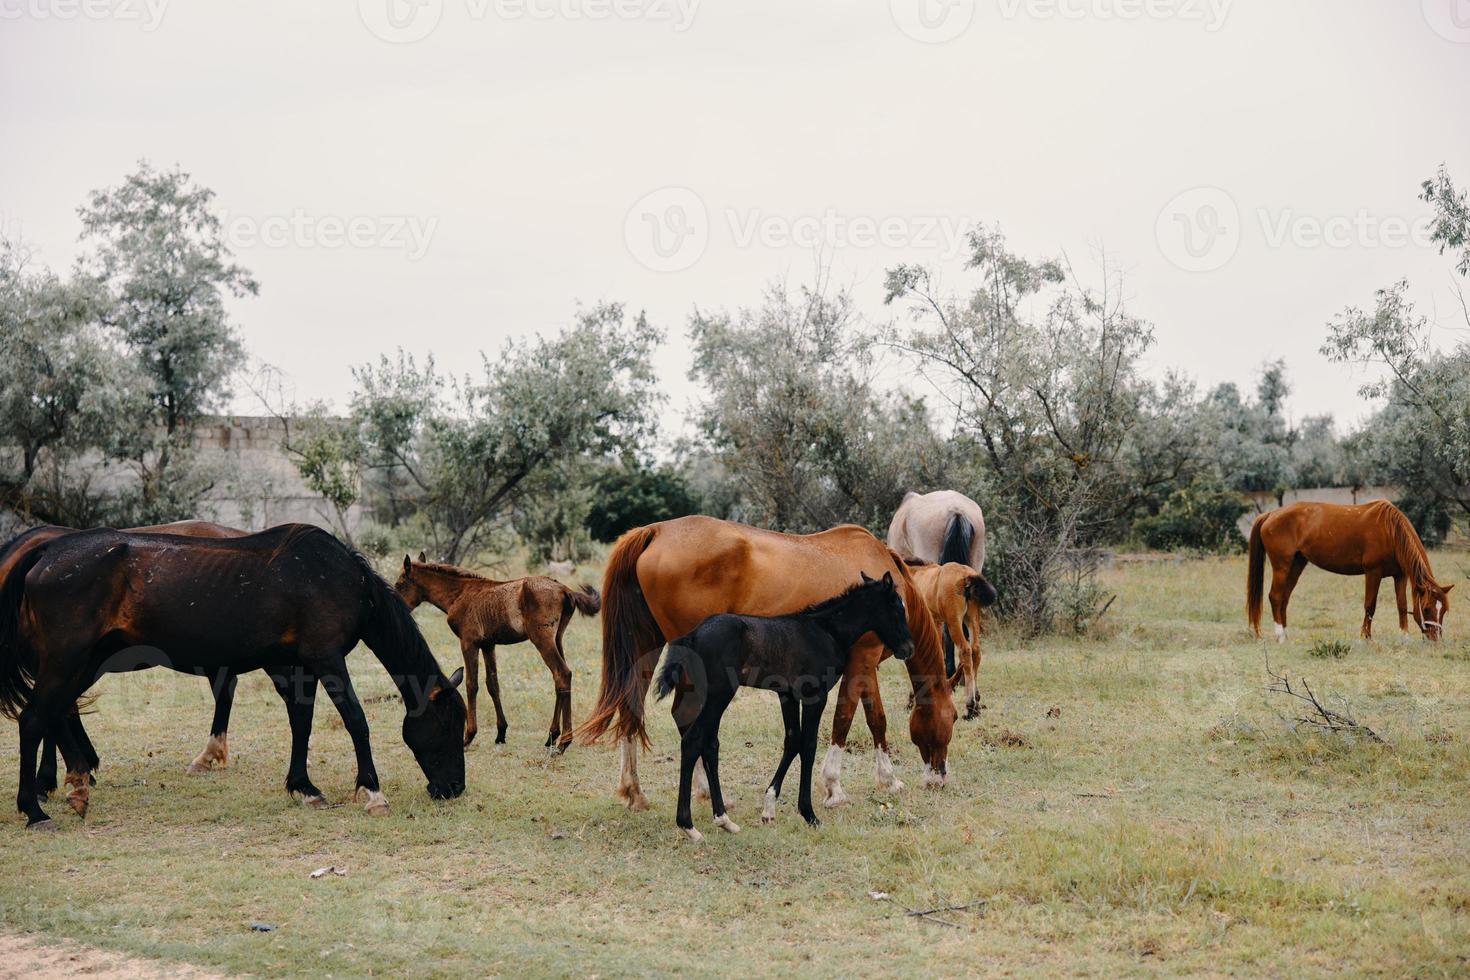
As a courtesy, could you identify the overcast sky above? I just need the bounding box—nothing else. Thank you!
[3,0,1468,436]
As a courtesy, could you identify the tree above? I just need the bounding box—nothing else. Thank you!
[352,304,661,562]
[887,229,1153,633]
[1323,280,1470,519]
[0,238,153,525]
[78,161,257,522]
[1422,165,1470,278]
[690,278,961,534]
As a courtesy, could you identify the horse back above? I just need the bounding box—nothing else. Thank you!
[1261,501,1399,572]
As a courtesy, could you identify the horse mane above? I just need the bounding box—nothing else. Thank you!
[1379,502,1440,591]
[795,578,886,618]
[413,560,499,583]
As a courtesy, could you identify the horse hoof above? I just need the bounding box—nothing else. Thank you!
[355,787,390,815]
[714,814,740,834]
[495,731,507,745]
[822,787,849,808]
[803,814,821,828]
[463,732,477,748]
[300,794,328,809]
[681,826,703,843]
[66,794,88,819]
[27,818,57,832]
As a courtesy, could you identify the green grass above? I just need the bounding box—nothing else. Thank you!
[1,553,1468,976]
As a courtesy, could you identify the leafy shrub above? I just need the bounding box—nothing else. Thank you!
[1134,477,1247,553]
[1308,639,1352,660]
[1394,493,1453,547]
[584,458,698,542]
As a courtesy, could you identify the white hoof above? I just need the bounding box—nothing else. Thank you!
[355,787,389,815]
[714,813,740,834]
[761,788,777,824]
[299,794,328,809]
[822,784,849,808]
[921,765,947,789]
[188,734,228,773]
[1274,624,1286,644]
[682,826,704,843]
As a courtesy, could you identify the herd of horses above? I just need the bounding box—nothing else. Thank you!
[0,489,1453,836]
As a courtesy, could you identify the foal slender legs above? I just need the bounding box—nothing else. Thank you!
[481,643,508,744]
[762,688,829,826]
[674,687,737,841]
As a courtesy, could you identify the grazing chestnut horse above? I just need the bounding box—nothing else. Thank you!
[576,516,954,811]
[887,490,987,674]
[394,554,600,751]
[0,524,466,829]
[0,520,249,792]
[903,559,997,719]
[1248,500,1453,643]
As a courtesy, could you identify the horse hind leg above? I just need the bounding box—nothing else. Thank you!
[616,739,649,811]
[531,627,574,756]
[481,644,507,744]
[1269,555,1308,643]
[189,670,236,773]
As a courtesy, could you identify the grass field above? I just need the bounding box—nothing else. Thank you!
[1,552,1468,977]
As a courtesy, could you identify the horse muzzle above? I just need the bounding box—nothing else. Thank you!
[428,780,465,800]
[893,640,915,661]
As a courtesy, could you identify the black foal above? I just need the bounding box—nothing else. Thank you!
[653,571,914,841]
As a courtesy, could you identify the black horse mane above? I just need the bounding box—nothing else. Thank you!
[795,576,893,618]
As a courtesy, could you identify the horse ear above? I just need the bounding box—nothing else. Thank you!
[861,571,875,584]
[418,550,428,563]
[430,667,465,701]
[1445,584,1455,594]
[403,554,412,574]
[882,570,894,586]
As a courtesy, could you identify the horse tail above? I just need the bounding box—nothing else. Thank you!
[0,545,45,721]
[566,584,601,618]
[966,573,998,608]
[575,525,664,749]
[940,512,973,567]
[1246,514,1268,636]
[651,644,687,702]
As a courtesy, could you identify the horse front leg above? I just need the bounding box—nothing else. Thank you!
[797,691,830,827]
[1394,575,1411,638]
[763,691,802,824]
[459,635,481,747]
[481,644,507,744]
[317,659,386,814]
[818,670,860,807]
[189,669,236,773]
[271,670,325,806]
[1362,570,1382,640]
[857,670,905,794]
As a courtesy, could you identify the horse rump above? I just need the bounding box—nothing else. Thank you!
[0,544,46,720]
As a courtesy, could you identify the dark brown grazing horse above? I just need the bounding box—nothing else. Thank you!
[394,554,600,751]
[576,516,954,811]
[0,524,466,829]
[0,521,249,793]
[1248,500,1453,643]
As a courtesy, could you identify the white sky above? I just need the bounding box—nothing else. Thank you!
[3,0,1468,437]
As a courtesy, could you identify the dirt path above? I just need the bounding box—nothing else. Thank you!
[0,933,222,979]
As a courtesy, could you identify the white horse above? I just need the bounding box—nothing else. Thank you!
[886,490,988,676]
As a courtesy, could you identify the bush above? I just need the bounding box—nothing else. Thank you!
[1134,478,1247,553]
[584,459,698,542]
[1394,493,1453,547]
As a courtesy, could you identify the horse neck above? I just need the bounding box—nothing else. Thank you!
[807,596,880,651]
[901,594,950,699]
[1388,513,1438,594]
[415,566,489,613]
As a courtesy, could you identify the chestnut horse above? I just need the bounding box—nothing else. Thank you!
[1247,500,1453,642]
[0,524,466,828]
[886,490,987,674]
[904,559,997,719]
[0,521,249,791]
[575,516,955,811]
[394,554,600,751]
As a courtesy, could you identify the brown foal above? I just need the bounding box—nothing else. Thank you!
[395,555,600,751]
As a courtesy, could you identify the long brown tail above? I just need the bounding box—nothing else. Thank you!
[1246,514,1267,636]
[574,525,663,749]
[566,584,601,617]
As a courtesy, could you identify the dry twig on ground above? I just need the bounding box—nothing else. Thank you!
[1265,655,1388,745]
